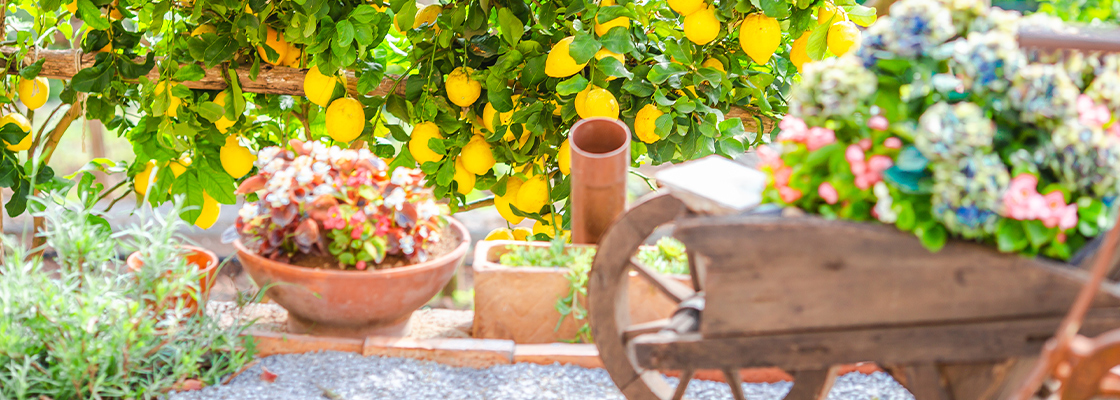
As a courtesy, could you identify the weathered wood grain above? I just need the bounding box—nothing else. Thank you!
[673,216,1120,337]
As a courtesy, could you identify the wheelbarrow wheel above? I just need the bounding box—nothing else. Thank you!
[589,191,706,400]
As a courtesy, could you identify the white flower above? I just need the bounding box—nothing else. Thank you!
[312,161,330,175]
[238,203,260,220]
[873,182,898,223]
[384,187,406,210]
[391,168,413,186]
[399,235,415,255]
[312,184,335,197]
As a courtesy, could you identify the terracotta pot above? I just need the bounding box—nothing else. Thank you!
[126,245,220,316]
[472,240,685,344]
[235,218,470,338]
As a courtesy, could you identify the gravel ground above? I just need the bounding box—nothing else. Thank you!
[170,351,914,400]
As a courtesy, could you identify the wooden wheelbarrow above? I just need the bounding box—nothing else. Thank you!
[587,156,1120,400]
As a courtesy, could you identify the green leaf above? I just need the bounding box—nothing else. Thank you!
[171,172,205,223]
[395,0,418,30]
[806,21,831,60]
[845,4,877,27]
[72,59,115,93]
[336,20,355,46]
[1024,219,1055,248]
[497,8,524,46]
[0,122,27,147]
[386,94,410,122]
[174,64,206,81]
[117,53,155,80]
[569,32,601,64]
[18,59,44,80]
[595,56,633,80]
[556,75,589,96]
[76,0,110,30]
[599,27,635,54]
[647,63,688,85]
[917,223,948,252]
[759,0,792,18]
[996,219,1028,253]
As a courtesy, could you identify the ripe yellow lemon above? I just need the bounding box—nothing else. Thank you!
[304,65,346,107]
[701,58,725,72]
[579,87,619,119]
[109,8,122,20]
[169,158,190,177]
[212,91,236,133]
[66,0,77,13]
[483,96,521,141]
[791,31,812,73]
[495,177,525,224]
[818,2,839,25]
[558,139,571,175]
[516,174,549,214]
[446,67,481,107]
[134,161,156,196]
[220,136,256,179]
[668,0,704,16]
[191,24,217,36]
[634,104,663,144]
[18,77,49,110]
[512,226,532,241]
[595,14,630,37]
[545,37,587,78]
[683,7,719,45]
[154,81,182,118]
[453,158,475,195]
[1,113,32,151]
[739,14,781,65]
[325,98,365,142]
[827,21,861,56]
[574,86,592,118]
[413,4,442,30]
[256,27,289,65]
[195,192,220,229]
[485,228,515,241]
[282,44,301,67]
[409,122,445,164]
[461,135,496,174]
[533,215,562,238]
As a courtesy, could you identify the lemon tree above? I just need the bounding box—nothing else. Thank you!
[0,0,874,234]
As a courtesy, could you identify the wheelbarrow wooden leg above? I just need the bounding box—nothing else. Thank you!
[783,366,840,400]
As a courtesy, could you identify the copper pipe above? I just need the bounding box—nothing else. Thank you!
[570,118,631,244]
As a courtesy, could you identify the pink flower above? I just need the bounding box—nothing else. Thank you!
[351,225,364,240]
[850,160,868,175]
[883,137,902,149]
[356,261,367,270]
[350,210,368,224]
[855,174,871,190]
[323,206,346,230]
[773,166,793,187]
[1108,123,1120,139]
[1004,174,1039,220]
[868,116,890,131]
[1059,204,1078,231]
[1040,191,1067,228]
[858,138,872,151]
[867,155,893,173]
[818,182,838,204]
[779,186,803,203]
[756,145,782,170]
[806,127,836,151]
[1077,95,1112,128]
[778,116,808,143]
[845,145,865,163]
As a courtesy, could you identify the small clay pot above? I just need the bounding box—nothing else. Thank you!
[126,245,220,316]
[235,218,470,338]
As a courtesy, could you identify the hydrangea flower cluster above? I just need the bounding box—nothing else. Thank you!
[857,0,956,67]
[759,0,1120,260]
[232,140,449,270]
[1008,65,1080,128]
[788,57,877,126]
[916,102,996,162]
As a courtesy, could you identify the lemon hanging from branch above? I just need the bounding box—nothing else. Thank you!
[409,122,445,164]
[495,176,525,224]
[445,67,481,108]
[594,0,630,37]
[461,135,496,174]
[545,37,587,78]
[827,21,861,56]
[452,158,475,195]
[668,0,705,16]
[578,87,619,120]
[212,91,237,133]
[739,14,781,65]
[154,81,181,118]
[485,228,514,241]
[791,31,812,72]
[634,104,663,144]
[256,27,289,66]
[195,192,220,229]
[325,98,365,142]
[558,139,571,175]
[220,136,256,179]
[18,77,49,110]
[304,65,346,107]
[516,174,550,215]
[1,113,32,151]
[683,7,720,45]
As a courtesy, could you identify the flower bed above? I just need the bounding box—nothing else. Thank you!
[758,0,1120,260]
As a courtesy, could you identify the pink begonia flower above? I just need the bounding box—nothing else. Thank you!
[850,160,867,176]
[1077,95,1112,128]
[883,137,903,149]
[779,186,803,203]
[356,261,368,270]
[806,127,836,151]
[1108,123,1120,139]
[818,182,838,205]
[1004,174,1039,220]
[1059,204,1078,231]
[777,117,809,143]
[773,166,793,187]
[845,145,865,163]
[858,138,873,151]
[756,145,782,170]
[867,155,893,173]
[855,174,871,190]
[1040,191,1067,228]
[868,115,890,131]
[351,225,364,240]
[1057,232,1067,243]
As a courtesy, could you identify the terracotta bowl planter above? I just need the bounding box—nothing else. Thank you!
[235,218,470,338]
[472,240,687,344]
[126,245,220,316]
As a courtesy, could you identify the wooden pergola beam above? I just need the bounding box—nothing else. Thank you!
[2,46,773,132]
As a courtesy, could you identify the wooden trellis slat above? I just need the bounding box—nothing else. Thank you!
[1,46,773,132]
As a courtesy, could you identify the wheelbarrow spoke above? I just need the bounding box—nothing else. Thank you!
[630,257,695,303]
[724,368,748,400]
[623,318,671,343]
[672,369,695,400]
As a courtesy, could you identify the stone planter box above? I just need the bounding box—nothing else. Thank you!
[472,240,688,344]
